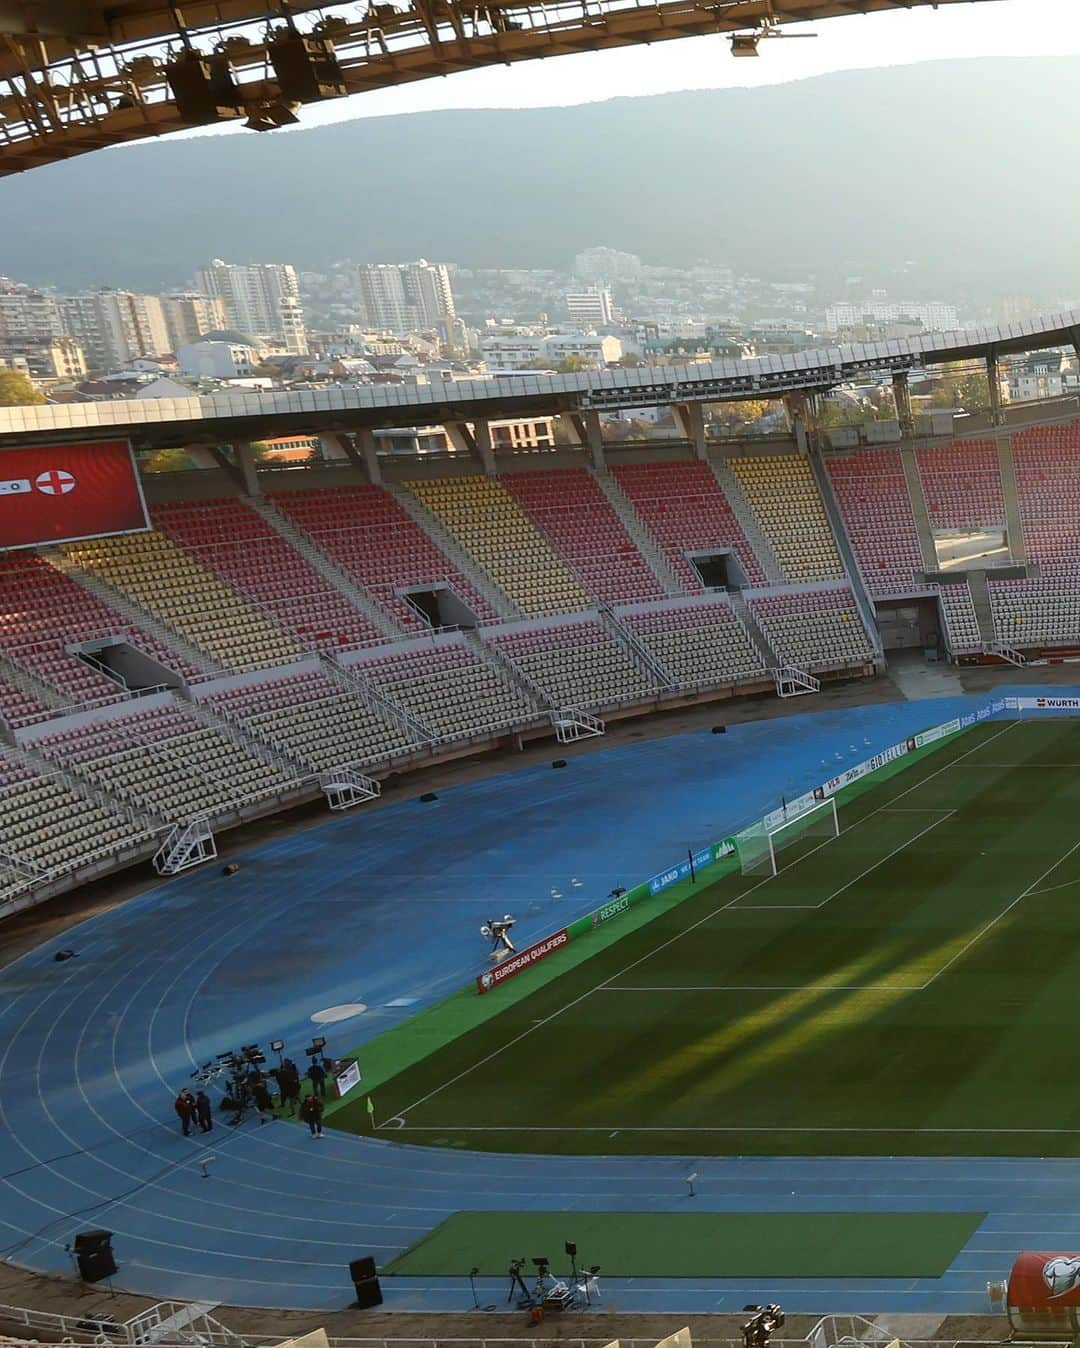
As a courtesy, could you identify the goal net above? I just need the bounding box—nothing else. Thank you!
[736,796,839,877]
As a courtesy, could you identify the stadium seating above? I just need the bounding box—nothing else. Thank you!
[488,619,659,708]
[155,499,384,650]
[407,476,587,616]
[501,468,664,605]
[0,676,49,728]
[354,642,539,739]
[0,553,195,710]
[749,588,872,670]
[611,461,766,589]
[916,439,1006,530]
[726,455,844,582]
[270,484,497,630]
[1012,421,1080,562]
[60,531,301,672]
[620,601,766,686]
[988,573,1080,649]
[934,584,983,652]
[204,668,416,769]
[36,700,296,821]
[825,449,925,594]
[0,754,142,878]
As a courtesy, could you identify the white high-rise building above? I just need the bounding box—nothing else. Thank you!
[824,300,959,334]
[161,292,227,351]
[195,259,308,354]
[59,290,170,369]
[566,286,616,327]
[0,283,64,343]
[355,260,456,333]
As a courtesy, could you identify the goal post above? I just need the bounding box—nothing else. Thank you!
[736,796,839,877]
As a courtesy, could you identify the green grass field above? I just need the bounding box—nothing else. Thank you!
[343,718,1080,1156]
[384,1211,985,1278]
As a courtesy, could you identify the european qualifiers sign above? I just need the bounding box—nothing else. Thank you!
[0,439,148,551]
[475,928,569,993]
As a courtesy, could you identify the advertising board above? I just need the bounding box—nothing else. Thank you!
[0,439,148,551]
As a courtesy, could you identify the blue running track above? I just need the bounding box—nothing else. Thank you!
[0,689,1072,1313]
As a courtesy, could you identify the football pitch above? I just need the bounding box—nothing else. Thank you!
[341,717,1080,1156]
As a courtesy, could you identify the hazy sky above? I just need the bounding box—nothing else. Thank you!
[286,0,1080,124]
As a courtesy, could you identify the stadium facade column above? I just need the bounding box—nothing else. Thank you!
[671,402,706,459]
[446,420,494,473]
[472,419,496,475]
[235,441,262,496]
[353,428,383,484]
[783,392,812,453]
[891,372,915,438]
[986,349,1004,426]
[568,411,606,470]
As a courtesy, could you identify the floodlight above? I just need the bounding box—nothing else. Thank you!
[730,33,759,56]
[244,99,301,132]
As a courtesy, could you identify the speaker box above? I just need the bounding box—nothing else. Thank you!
[349,1256,381,1307]
[74,1231,116,1282]
[419,791,438,802]
[552,759,567,769]
[711,725,727,734]
[166,52,244,123]
[269,32,347,102]
[349,1256,376,1282]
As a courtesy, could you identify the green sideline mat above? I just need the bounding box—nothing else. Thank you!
[384,1210,985,1278]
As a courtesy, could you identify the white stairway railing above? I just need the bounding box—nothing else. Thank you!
[552,707,606,741]
[319,765,381,810]
[772,665,820,697]
[153,817,216,875]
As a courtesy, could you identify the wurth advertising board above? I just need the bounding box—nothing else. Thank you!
[0,440,148,551]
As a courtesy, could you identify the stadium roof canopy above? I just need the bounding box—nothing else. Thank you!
[1,305,1077,453]
[0,0,997,174]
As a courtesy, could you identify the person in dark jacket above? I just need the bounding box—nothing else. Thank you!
[278,1062,301,1114]
[195,1090,213,1133]
[307,1060,327,1098]
[174,1089,197,1136]
[300,1092,324,1137]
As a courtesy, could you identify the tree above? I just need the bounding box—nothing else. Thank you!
[142,448,196,473]
[709,399,771,434]
[0,370,45,406]
[926,370,989,411]
[555,355,596,373]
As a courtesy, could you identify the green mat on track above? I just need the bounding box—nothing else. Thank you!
[384,1210,985,1278]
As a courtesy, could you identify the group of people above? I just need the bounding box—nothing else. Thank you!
[173,1055,334,1138]
[173,1088,213,1136]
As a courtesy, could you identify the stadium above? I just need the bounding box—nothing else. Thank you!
[8,5,1080,1348]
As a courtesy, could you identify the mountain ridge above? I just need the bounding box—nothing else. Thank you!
[1,55,1076,296]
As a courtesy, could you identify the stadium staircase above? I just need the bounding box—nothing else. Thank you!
[727,589,781,668]
[965,570,1000,645]
[57,533,302,673]
[383,482,524,620]
[588,467,686,597]
[46,552,227,678]
[404,476,589,617]
[245,496,405,641]
[184,687,316,780]
[464,628,556,711]
[994,432,1028,561]
[807,446,884,659]
[710,457,787,584]
[898,446,939,570]
[0,651,68,716]
[598,605,674,689]
[318,654,435,744]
